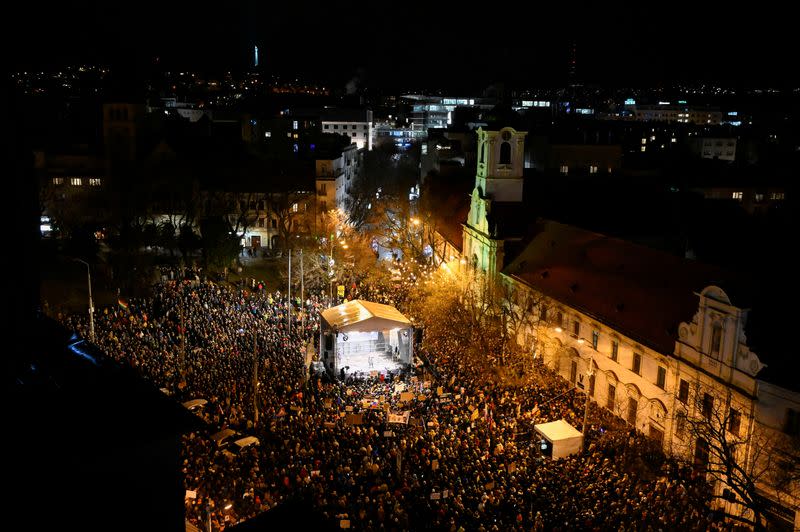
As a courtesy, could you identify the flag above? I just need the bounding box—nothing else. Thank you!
[118,298,129,311]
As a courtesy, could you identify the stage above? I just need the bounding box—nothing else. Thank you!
[339,348,405,378]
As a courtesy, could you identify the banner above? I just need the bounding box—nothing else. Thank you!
[387,411,411,424]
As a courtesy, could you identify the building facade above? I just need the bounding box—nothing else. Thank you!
[453,121,800,528]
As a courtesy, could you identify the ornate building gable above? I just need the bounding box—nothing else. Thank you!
[677,285,765,378]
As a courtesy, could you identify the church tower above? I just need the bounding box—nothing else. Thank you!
[463,126,527,276]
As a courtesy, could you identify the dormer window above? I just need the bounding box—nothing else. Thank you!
[711,323,723,358]
[499,141,511,165]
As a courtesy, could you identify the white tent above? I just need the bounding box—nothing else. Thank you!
[533,419,584,459]
[321,300,411,332]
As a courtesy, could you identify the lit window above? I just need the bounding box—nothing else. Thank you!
[291,203,298,213]
[641,146,646,152]
[732,191,743,200]
[293,120,298,130]
[589,165,598,174]
[264,131,271,138]
[770,192,785,200]
[52,177,64,185]
[293,133,298,139]
[287,132,292,138]
[559,165,569,175]
[641,138,647,145]
[89,178,101,186]
[70,178,82,186]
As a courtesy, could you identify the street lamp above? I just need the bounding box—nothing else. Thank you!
[73,258,95,343]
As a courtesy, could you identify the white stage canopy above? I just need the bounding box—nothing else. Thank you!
[533,419,584,459]
[321,300,411,333]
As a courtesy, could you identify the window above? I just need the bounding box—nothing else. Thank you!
[540,306,547,322]
[710,323,723,358]
[694,438,709,471]
[319,183,327,194]
[265,131,272,138]
[611,340,618,361]
[627,397,638,426]
[560,165,569,174]
[649,424,664,445]
[592,330,599,350]
[678,379,689,404]
[70,178,82,186]
[363,124,368,130]
[702,393,714,420]
[333,124,338,130]
[570,360,578,384]
[499,141,511,164]
[292,133,298,139]
[320,201,327,211]
[89,178,101,186]
[257,218,265,228]
[572,320,580,338]
[657,366,666,389]
[352,132,357,137]
[732,191,743,200]
[271,219,277,229]
[323,124,329,130]
[770,192,785,200]
[342,124,348,130]
[52,177,64,185]
[785,408,800,436]
[287,132,292,138]
[589,165,598,174]
[632,353,642,374]
[291,203,298,213]
[555,311,563,328]
[728,408,741,437]
[292,120,298,130]
[607,384,616,411]
[676,411,687,439]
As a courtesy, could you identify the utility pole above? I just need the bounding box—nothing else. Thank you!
[253,330,258,426]
[74,259,95,343]
[287,248,292,334]
[300,249,305,327]
[582,352,595,444]
[179,302,186,380]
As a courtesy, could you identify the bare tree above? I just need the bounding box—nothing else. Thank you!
[677,388,800,529]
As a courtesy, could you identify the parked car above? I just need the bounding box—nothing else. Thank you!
[224,436,260,457]
[182,398,208,412]
[210,428,241,449]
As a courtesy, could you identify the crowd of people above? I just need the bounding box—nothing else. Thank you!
[59,265,730,531]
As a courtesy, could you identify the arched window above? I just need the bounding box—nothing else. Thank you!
[499,141,511,164]
[472,254,479,271]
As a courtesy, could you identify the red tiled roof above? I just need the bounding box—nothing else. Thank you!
[504,220,743,355]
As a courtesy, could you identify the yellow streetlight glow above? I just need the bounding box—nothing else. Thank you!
[554,327,563,333]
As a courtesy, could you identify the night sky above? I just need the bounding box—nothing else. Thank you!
[13,1,798,90]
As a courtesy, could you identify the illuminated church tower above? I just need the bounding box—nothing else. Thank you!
[462,125,527,276]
